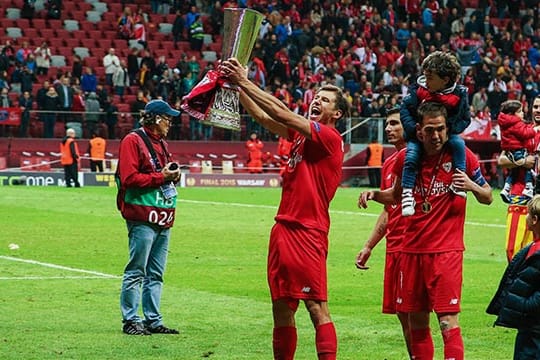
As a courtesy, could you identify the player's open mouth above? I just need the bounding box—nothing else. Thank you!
[311,107,321,116]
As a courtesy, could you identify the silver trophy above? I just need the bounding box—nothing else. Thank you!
[203,8,264,131]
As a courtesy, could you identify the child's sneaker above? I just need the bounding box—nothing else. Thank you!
[523,182,534,199]
[500,183,511,203]
[450,183,467,198]
[401,188,415,216]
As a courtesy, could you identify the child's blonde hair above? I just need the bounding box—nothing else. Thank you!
[528,195,540,218]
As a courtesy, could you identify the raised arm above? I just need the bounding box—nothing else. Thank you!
[239,91,288,138]
[222,58,312,138]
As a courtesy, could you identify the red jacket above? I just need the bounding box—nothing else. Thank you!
[499,113,537,151]
[116,127,177,228]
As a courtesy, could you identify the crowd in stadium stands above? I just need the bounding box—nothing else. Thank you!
[1,0,540,141]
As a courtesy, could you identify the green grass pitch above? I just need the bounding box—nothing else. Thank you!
[0,186,516,359]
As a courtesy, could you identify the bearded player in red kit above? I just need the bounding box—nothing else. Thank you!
[359,102,492,359]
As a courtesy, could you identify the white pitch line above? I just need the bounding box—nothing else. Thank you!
[0,256,120,279]
[0,276,117,280]
[180,200,506,228]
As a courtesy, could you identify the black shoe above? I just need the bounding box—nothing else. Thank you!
[146,325,179,334]
[123,321,152,335]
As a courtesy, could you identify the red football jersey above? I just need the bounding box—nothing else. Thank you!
[381,150,406,253]
[393,147,482,253]
[275,122,344,233]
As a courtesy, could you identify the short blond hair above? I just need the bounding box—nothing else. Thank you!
[528,195,540,218]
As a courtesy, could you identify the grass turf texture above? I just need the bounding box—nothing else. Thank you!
[0,186,515,359]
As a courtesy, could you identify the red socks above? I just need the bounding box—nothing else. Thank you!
[273,323,337,360]
[273,326,297,360]
[316,322,337,360]
[442,327,464,360]
[410,328,434,359]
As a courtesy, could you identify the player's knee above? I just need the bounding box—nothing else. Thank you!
[439,320,451,331]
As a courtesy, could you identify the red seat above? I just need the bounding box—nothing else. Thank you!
[71,30,86,41]
[63,1,77,14]
[76,2,93,12]
[80,21,96,33]
[69,10,86,21]
[154,49,170,59]
[57,47,73,57]
[31,18,46,30]
[102,12,118,24]
[47,19,62,30]
[84,56,100,69]
[14,18,30,29]
[64,38,82,48]
[97,21,114,32]
[117,103,131,114]
[39,28,55,39]
[87,30,103,41]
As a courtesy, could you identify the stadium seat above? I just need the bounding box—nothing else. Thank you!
[96,20,114,32]
[6,27,23,39]
[70,30,86,41]
[84,0,100,4]
[202,51,217,62]
[48,19,62,29]
[24,28,38,41]
[13,18,29,29]
[57,47,73,58]
[102,12,117,24]
[207,42,222,53]
[34,0,45,11]
[6,8,21,19]
[128,40,144,51]
[64,38,82,49]
[74,47,91,59]
[76,2,93,12]
[147,40,161,51]
[69,10,86,22]
[64,20,80,32]
[31,18,46,29]
[86,11,102,23]
[50,55,66,67]
[87,30,103,42]
[108,3,122,14]
[80,20,96,32]
[96,38,113,51]
[92,2,108,14]
[152,49,168,59]
[83,56,100,69]
[39,28,55,39]
[63,1,77,15]
[158,23,173,35]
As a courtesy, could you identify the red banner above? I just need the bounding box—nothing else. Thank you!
[0,107,21,126]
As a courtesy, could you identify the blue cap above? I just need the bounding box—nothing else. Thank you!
[144,99,180,117]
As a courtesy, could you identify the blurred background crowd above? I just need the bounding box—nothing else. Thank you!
[0,0,539,142]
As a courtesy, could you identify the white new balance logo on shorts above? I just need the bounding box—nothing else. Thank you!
[301,287,311,293]
[449,298,459,305]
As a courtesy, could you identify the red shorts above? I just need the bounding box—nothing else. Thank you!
[382,252,400,314]
[396,251,463,313]
[267,221,328,302]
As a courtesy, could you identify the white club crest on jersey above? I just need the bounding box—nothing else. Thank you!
[443,162,452,173]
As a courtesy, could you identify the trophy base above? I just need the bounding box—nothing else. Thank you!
[203,108,241,131]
